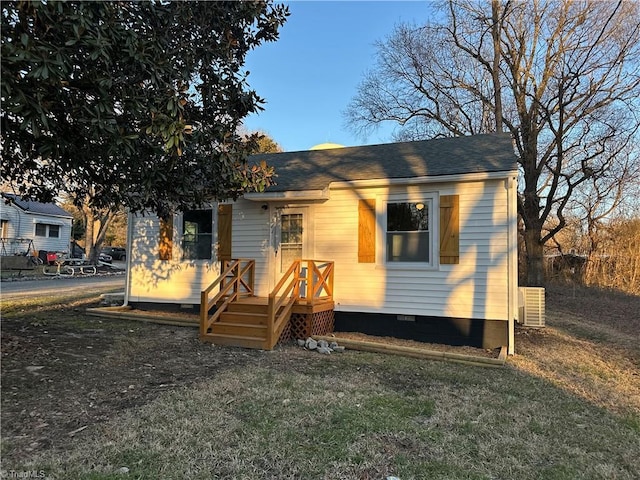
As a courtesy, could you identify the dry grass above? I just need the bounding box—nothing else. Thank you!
[2,285,639,479]
[11,356,640,479]
[510,284,640,419]
[14,360,640,479]
[510,318,640,418]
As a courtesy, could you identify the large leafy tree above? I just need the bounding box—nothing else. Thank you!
[345,0,640,286]
[1,1,288,220]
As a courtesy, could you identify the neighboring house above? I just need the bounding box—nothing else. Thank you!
[125,133,519,354]
[0,193,73,256]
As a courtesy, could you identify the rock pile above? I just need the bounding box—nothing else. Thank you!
[297,337,346,354]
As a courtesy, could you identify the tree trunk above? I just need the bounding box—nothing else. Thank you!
[491,0,503,132]
[83,207,98,264]
[524,226,545,287]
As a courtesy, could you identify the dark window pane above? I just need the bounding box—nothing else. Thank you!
[386,202,430,263]
[182,209,213,260]
[48,225,60,238]
[35,224,47,237]
[387,202,429,231]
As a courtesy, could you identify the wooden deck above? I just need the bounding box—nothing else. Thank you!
[200,259,336,350]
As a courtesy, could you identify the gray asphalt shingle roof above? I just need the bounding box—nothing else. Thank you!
[1,193,73,218]
[249,133,518,192]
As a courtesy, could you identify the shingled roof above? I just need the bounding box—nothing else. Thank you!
[1,193,72,218]
[249,133,518,192]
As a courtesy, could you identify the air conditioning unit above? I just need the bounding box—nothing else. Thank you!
[518,287,545,327]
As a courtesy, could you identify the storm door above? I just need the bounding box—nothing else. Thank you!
[278,211,305,273]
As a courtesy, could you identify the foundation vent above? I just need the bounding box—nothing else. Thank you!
[518,287,545,327]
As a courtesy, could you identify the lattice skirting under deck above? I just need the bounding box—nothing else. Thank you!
[278,310,335,344]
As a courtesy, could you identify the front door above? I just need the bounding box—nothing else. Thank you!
[277,209,306,274]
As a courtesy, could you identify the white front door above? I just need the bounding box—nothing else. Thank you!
[276,209,306,274]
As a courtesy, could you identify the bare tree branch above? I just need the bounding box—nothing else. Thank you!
[344,0,640,285]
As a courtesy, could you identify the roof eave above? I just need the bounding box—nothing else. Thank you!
[21,209,73,219]
[328,169,517,189]
[244,188,331,202]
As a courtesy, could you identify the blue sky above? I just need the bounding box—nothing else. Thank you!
[242,1,434,152]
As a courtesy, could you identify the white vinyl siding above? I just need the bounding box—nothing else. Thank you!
[314,179,512,321]
[126,176,516,322]
[228,197,271,297]
[0,202,71,254]
[128,213,221,305]
[128,198,272,304]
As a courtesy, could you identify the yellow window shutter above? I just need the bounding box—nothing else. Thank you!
[217,204,232,261]
[158,216,173,261]
[439,195,460,264]
[358,199,376,263]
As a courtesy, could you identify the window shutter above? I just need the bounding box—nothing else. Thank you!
[358,199,376,263]
[217,204,232,261]
[439,195,459,264]
[158,216,173,261]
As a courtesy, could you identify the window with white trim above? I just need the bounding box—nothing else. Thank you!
[386,200,432,263]
[181,209,213,260]
[35,223,60,238]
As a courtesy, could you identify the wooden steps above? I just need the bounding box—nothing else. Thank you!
[200,297,272,349]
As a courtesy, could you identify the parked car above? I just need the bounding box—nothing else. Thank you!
[70,241,113,263]
[101,246,126,261]
[70,240,85,259]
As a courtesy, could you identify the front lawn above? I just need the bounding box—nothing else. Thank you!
[1,286,638,479]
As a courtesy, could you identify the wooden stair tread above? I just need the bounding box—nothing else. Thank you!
[215,321,266,329]
[220,311,268,324]
[212,321,267,338]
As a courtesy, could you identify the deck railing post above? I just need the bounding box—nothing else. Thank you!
[308,260,316,305]
[200,290,207,337]
[249,261,255,296]
[234,261,240,295]
[329,262,334,300]
[267,296,274,347]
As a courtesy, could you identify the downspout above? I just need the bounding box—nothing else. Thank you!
[122,209,134,307]
[506,175,517,355]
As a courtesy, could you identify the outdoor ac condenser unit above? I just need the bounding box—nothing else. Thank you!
[518,287,545,327]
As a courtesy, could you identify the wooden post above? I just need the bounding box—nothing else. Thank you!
[249,261,255,295]
[200,290,207,337]
[308,260,315,305]
[233,261,239,295]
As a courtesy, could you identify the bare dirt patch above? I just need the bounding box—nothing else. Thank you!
[1,299,294,461]
[331,331,500,359]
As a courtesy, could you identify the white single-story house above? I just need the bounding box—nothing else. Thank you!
[125,133,519,354]
[0,193,73,258]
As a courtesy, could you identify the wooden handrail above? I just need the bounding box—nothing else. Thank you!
[200,259,255,336]
[201,258,334,348]
[266,260,301,347]
[265,259,335,348]
[304,259,334,304]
